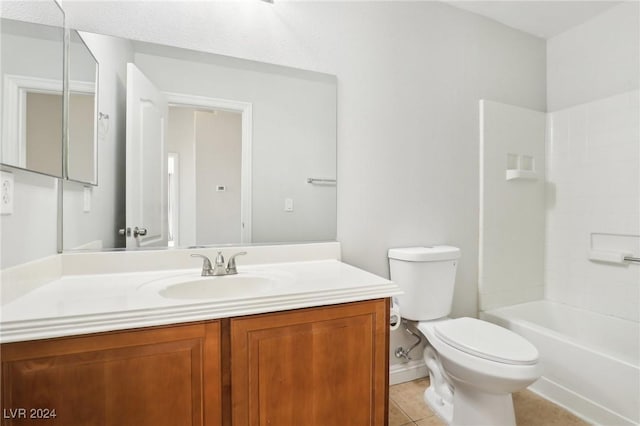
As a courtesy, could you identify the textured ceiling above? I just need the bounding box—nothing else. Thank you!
[445,1,623,39]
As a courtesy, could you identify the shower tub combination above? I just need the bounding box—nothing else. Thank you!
[483,300,639,426]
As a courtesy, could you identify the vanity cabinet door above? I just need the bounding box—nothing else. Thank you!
[1,321,222,426]
[230,299,389,426]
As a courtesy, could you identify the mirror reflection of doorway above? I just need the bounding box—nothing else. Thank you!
[126,63,252,248]
[167,106,243,247]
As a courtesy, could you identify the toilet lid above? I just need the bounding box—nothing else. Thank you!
[434,318,539,365]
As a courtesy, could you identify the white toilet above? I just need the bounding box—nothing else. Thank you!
[388,246,541,426]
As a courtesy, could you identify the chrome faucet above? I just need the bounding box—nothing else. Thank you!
[191,251,247,276]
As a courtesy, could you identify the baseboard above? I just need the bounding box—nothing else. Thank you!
[530,377,636,426]
[389,359,428,385]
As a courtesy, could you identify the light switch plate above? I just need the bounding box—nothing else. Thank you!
[284,198,294,212]
[1,171,14,215]
[83,186,91,212]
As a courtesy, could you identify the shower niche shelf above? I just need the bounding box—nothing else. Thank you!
[506,154,538,181]
[506,169,538,181]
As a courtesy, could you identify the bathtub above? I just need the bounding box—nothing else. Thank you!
[482,300,639,426]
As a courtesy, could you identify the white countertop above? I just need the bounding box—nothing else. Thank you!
[1,259,400,343]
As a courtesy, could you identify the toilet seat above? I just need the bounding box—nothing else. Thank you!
[434,317,538,365]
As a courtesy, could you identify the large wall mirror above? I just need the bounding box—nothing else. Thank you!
[63,32,337,252]
[0,3,65,178]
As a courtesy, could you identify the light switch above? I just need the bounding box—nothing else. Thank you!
[83,186,91,212]
[284,198,294,212]
[1,171,14,215]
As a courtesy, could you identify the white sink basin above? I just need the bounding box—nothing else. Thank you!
[158,274,278,300]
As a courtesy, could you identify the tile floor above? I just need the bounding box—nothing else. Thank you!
[389,378,590,426]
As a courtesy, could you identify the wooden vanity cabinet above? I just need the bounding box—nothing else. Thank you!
[1,299,389,426]
[231,299,389,426]
[1,322,222,426]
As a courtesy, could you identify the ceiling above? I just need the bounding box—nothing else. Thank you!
[446,1,623,39]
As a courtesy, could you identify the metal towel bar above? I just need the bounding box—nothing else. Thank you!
[306,178,336,185]
[624,256,640,263]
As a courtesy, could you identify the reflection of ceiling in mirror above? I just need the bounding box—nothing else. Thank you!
[0,18,63,41]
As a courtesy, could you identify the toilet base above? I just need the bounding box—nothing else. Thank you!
[424,385,453,424]
[451,382,516,426]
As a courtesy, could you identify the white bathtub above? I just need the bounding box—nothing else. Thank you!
[482,300,639,426]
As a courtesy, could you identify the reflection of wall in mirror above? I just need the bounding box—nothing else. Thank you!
[68,93,96,182]
[136,53,337,244]
[25,92,62,176]
[1,31,63,81]
[195,109,242,245]
[66,34,99,185]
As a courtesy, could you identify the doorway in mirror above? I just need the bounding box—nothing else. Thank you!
[125,65,252,249]
[167,105,245,247]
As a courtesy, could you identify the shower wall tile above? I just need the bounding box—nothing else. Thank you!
[545,90,640,322]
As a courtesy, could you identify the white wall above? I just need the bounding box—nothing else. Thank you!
[0,169,58,268]
[547,1,640,112]
[62,33,133,250]
[479,100,546,311]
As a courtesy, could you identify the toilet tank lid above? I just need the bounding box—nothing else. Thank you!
[388,246,461,262]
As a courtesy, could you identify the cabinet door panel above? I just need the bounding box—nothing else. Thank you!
[231,300,389,426]
[1,322,222,426]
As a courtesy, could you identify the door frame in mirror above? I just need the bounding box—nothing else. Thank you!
[2,74,64,178]
[165,92,253,245]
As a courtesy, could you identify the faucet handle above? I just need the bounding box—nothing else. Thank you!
[226,251,247,275]
[191,254,213,276]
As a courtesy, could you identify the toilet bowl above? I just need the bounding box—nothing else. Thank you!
[418,318,541,425]
[388,246,542,426]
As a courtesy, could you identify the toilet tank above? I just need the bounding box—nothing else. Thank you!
[388,246,460,321]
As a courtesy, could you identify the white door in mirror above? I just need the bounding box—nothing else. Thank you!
[125,63,169,248]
